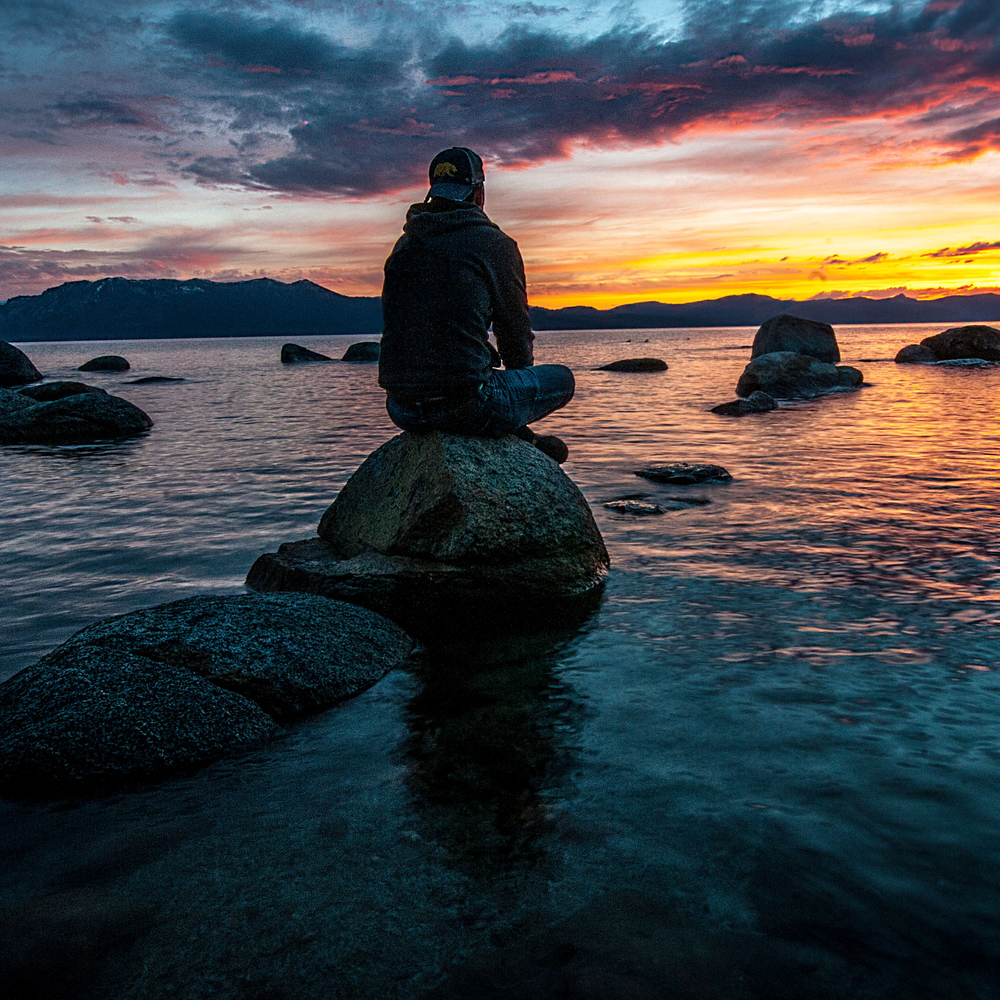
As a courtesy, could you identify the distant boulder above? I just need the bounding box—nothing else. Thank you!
[128,376,185,384]
[342,341,381,363]
[0,593,413,797]
[710,391,777,416]
[281,343,331,363]
[736,352,864,399]
[18,381,107,403]
[635,463,732,485]
[79,355,130,372]
[919,325,1000,362]
[752,314,840,363]
[0,388,152,445]
[0,341,42,388]
[597,358,668,372]
[247,432,609,635]
[894,344,937,364]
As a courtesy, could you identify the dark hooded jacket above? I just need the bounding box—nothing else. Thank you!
[378,200,534,397]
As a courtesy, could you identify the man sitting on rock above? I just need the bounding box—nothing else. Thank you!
[378,147,575,464]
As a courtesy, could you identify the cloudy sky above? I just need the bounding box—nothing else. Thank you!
[1,0,998,304]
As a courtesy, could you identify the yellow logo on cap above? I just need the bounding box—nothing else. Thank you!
[433,162,458,178]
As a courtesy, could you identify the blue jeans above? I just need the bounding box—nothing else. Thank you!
[386,365,575,438]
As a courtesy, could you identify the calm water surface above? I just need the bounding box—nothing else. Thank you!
[1,326,999,998]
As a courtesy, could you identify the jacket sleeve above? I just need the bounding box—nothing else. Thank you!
[488,236,534,369]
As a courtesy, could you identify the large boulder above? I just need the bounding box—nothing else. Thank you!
[78,355,130,372]
[919,325,1000,361]
[0,341,42,387]
[736,352,863,399]
[0,388,152,445]
[0,593,413,797]
[342,341,380,363]
[247,432,610,634]
[751,314,840,363]
[281,343,331,363]
[894,344,937,364]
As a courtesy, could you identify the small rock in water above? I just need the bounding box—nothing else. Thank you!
[79,355,130,372]
[0,389,152,445]
[710,391,777,416]
[597,358,668,372]
[935,357,998,367]
[341,341,380,363]
[18,381,107,402]
[894,345,936,363]
[0,341,42,388]
[736,352,863,399]
[281,343,332,363]
[604,500,667,515]
[635,463,732,485]
[129,376,185,384]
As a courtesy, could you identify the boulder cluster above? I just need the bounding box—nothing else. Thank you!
[281,341,381,364]
[710,313,865,415]
[894,325,1000,364]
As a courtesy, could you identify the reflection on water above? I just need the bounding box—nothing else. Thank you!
[1,326,1000,998]
[403,628,588,874]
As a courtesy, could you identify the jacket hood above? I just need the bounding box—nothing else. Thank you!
[402,201,499,239]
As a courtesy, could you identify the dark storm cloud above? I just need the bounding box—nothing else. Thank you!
[52,99,165,129]
[156,0,998,195]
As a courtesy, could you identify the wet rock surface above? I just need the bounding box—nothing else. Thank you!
[0,593,413,797]
[736,352,864,399]
[597,358,668,372]
[0,389,152,445]
[894,344,937,364]
[341,341,381,363]
[78,355,130,372]
[0,340,42,387]
[919,324,1000,362]
[18,381,107,402]
[634,463,732,486]
[752,313,841,363]
[280,343,332,363]
[248,432,610,633]
[710,390,777,416]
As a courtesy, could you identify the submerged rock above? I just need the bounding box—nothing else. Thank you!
[78,355,130,372]
[634,463,732,485]
[751,314,841,363]
[894,344,937,364]
[18,381,107,403]
[247,432,610,634]
[919,324,1000,362]
[736,352,864,399]
[281,343,331,363]
[710,391,777,416]
[0,390,152,445]
[341,341,380,363]
[129,376,185,384]
[604,500,667,515]
[0,341,42,388]
[597,358,668,372]
[0,593,413,797]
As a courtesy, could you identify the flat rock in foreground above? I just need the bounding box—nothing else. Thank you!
[0,593,413,797]
[0,340,41,387]
[752,314,840,363]
[248,432,610,633]
[736,352,863,399]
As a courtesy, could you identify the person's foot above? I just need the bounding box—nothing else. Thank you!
[534,434,569,464]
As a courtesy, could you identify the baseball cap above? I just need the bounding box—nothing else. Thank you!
[427,147,485,201]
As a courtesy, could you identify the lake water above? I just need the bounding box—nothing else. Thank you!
[2,326,999,999]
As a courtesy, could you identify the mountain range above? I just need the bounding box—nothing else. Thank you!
[1,279,998,342]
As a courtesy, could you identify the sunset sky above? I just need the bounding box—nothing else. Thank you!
[1,0,998,306]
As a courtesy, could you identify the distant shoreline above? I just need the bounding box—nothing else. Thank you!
[1,277,998,342]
